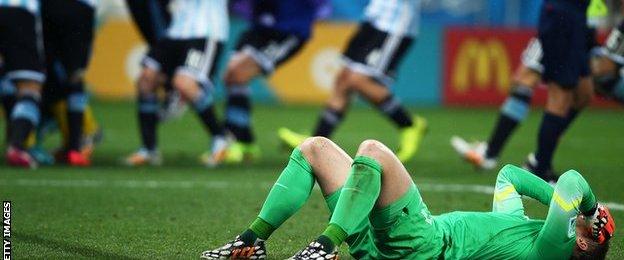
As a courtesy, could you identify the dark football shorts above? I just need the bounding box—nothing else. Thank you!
[235,27,307,74]
[41,0,96,103]
[538,1,589,89]
[142,38,223,87]
[343,22,414,87]
[0,7,45,83]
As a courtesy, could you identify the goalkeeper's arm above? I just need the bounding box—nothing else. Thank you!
[493,164,554,211]
[530,170,604,258]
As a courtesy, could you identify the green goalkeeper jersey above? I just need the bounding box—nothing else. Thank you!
[346,165,597,259]
[434,165,597,259]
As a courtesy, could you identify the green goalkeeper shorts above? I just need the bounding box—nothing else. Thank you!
[342,184,445,259]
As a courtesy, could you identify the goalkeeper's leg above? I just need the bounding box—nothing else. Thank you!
[291,140,418,259]
[201,137,353,259]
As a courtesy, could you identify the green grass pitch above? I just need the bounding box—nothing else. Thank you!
[1,101,623,259]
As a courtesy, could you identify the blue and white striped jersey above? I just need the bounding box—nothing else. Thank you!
[364,0,421,37]
[167,0,229,41]
[0,0,39,14]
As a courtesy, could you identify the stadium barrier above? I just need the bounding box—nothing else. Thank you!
[85,18,442,105]
[85,18,615,107]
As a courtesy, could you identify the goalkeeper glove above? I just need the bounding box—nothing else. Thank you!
[587,203,616,244]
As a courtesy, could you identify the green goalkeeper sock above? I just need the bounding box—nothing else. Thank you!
[247,148,314,240]
[241,218,273,244]
[318,224,348,252]
[324,156,382,245]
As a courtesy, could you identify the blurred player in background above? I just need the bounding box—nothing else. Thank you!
[125,0,187,121]
[452,0,610,182]
[451,37,551,171]
[125,0,229,167]
[36,0,98,166]
[0,0,46,168]
[1,66,15,144]
[202,138,615,259]
[222,0,325,164]
[278,0,428,163]
[503,0,594,181]
[125,0,170,46]
[592,0,624,104]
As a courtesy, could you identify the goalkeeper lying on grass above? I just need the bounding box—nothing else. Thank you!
[201,137,615,259]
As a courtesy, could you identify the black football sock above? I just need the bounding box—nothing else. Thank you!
[9,94,40,149]
[535,112,567,175]
[561,108,580,135]
[485,84,533,159]
[1,95,16,144]
[313,107,344,137]
[225,85,253,143]
[193,89,224,137]
[138,93,159,151]
[198,106,224,137]
[1,95,16,116]
[67,87,87,151]
[375,96,413,128]
[485,115,518,159]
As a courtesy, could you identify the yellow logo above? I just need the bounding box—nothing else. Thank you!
[452,39,511,94]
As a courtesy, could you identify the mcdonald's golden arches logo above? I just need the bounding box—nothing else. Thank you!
[452,39,511,94]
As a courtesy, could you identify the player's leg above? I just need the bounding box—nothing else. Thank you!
[125,0,182,122]
[530,71,592,180]
[525,5,586,180]
[452,38,542,170]
[327,24,419,141]
[529,82,574,180]
[47,99,102,159]
[592,55,624,103]
[591,22,624,105]
[46,0,96,166]
[222,30,263,149]
[39,1,69,163]
[277,66,356,150]
[225,30,305,163]
[485,49,543,160]
[277,24,370,149]
[124,58,162,166]
[6,79,43,167]
[564,76,593,131]
[171,39,228,166]
[201,137,353,259]
[125,0,170,46]
[0,7,46,168]
[348,70,427,163]
[292,140,437,259]
[221,32,264,163]
[1,78,17,144]
[25,59,63,166]
[78,104,102,158]
[223,54,260,161]
[279,23,426,162]
[526,77,592,173]
[560,26,595,135]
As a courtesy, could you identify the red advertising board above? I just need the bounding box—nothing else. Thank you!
[443,27,547,106]
[443,27,618,107]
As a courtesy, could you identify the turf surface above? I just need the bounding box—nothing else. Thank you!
[1,101,623,259]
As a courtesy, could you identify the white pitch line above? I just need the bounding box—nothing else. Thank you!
[1,178,623,212]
